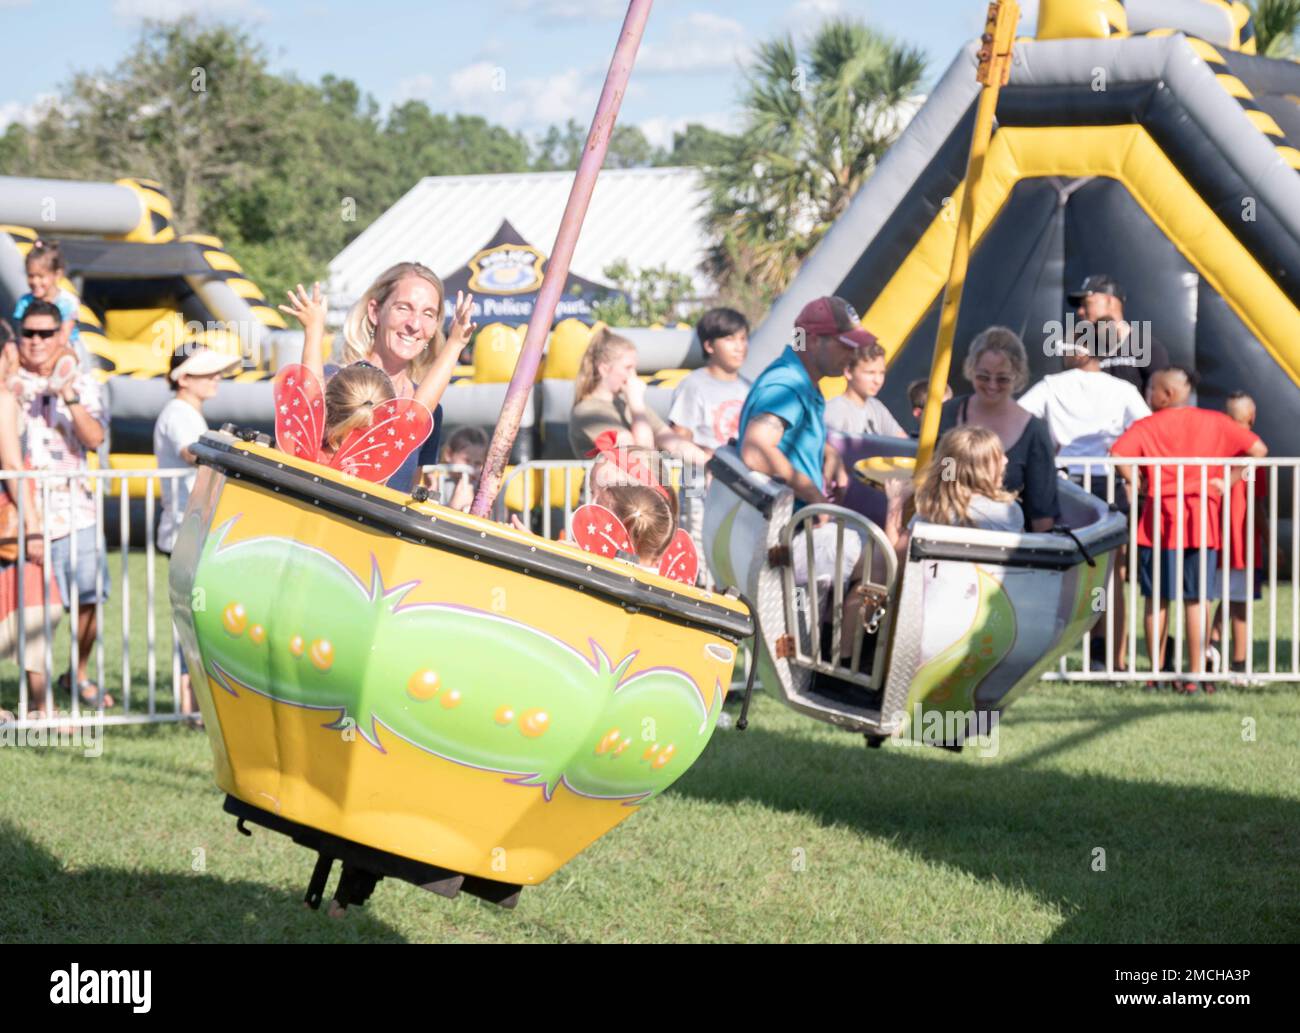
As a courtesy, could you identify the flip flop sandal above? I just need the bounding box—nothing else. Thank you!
[81,682,115,709]
[62,674,115,709]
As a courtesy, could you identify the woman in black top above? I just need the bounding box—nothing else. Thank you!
[938,326,1059,532]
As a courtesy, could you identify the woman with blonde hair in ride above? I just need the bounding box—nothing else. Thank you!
[280,265,476,492]
[937,325,1059,531]
[568,327,709,468]
[882,425,1025,565]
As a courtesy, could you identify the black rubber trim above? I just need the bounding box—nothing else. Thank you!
[705,451,778,519]
[908,525,1127,571]
[223,795,523,909]
[192,434,753,642]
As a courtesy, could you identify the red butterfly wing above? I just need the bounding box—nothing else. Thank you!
[273,364,325,461]
[330,398,433,484]
[658,529,699,584]
[570,503,631,558]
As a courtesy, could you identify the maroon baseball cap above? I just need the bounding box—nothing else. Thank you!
[794,296,878,349]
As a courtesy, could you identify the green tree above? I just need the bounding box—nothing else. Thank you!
[589,259,698,326]
[1248,1,1300,56]
[0,22,537,303]
[666,123,738,167]
[531,118,665,170]
[384,105,530,187]
[701,18,925,302]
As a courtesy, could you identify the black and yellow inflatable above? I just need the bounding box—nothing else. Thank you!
[747,0,1300,481]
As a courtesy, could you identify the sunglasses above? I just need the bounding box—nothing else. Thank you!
[973,373,1014,386]
[21,327,59,341]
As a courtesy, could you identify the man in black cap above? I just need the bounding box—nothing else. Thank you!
[1067,274,1171,396]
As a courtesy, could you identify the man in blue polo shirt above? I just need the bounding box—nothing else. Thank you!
[739,295,878,592]
[739,295,873,507]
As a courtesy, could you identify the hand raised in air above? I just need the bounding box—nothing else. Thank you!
[278,282,328,339]
[446,291,478,353]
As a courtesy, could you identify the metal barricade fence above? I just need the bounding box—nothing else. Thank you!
[1037,457,1298,685]
[419,463,478,508]
[428,456,1297,689]
[484,458,715,589]
[1,467,191,729]
[5,456,1289,734]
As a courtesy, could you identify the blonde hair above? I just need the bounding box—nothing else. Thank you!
[604,484,675,564]
[340,262,447,384]
[323,364,396,451]
[914,426,1018,528]
[962,325,1029,393]
[574,327,635,403]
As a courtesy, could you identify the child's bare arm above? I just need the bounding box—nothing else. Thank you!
[413,291,476,413]
[279,283,329,382]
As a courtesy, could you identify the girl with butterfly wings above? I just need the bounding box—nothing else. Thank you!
[274,282,476,485]
[557,432,699,585]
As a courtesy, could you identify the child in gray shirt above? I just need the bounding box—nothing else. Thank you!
[825,341,908,438]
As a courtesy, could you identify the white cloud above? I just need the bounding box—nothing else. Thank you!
[508,0,625,22]
[638,12,750,75]
[0,93,60,131]
[113,0,268,21]
[783,0,844,34]
[406,61,598,132]
[394,74,436,105]
[1019,0,1040,36]
[787,0,843,20]
[638,111,736,151]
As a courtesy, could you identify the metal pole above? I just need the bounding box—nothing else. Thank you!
[916,1,1019,472]
[471,0,655,516]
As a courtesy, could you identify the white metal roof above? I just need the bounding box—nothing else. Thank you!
[327,166,712,317]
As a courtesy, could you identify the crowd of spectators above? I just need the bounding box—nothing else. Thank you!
[2,243,113,722]
[0,255,1283,722]
[690,274,1272,693]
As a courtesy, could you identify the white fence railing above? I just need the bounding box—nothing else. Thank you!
[4,456,1292,733]
[1042,457,1298,685]
[1,468,191,729]
[486,458,713,589]
[418,456,1300,687]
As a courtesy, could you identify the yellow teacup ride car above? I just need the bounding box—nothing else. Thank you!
[170,429,752,910]
[701,442,1125,748]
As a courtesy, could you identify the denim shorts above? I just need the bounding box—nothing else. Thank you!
[49,526,111,609]
[1138,546,1218,601]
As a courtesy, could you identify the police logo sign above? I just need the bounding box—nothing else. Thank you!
[468,243,546,296]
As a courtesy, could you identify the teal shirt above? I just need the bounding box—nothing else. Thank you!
[738,345,826,500]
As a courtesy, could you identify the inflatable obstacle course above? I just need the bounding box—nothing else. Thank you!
[0,177,287,382]
[745,0,1300,479]
[1,175,295,505]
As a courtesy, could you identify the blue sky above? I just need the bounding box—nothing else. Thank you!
[1,0,1040,147]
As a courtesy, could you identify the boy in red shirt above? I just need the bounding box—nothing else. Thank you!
[1110,369,1267,693]
[1208,392,1267,676]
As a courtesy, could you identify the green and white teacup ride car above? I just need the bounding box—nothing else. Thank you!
[702,442,1126,747]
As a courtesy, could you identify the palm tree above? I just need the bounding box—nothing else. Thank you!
[1249,0,1300,57]
[702,19,926,307]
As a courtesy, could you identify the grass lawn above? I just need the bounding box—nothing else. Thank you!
[1,553,1298,943]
